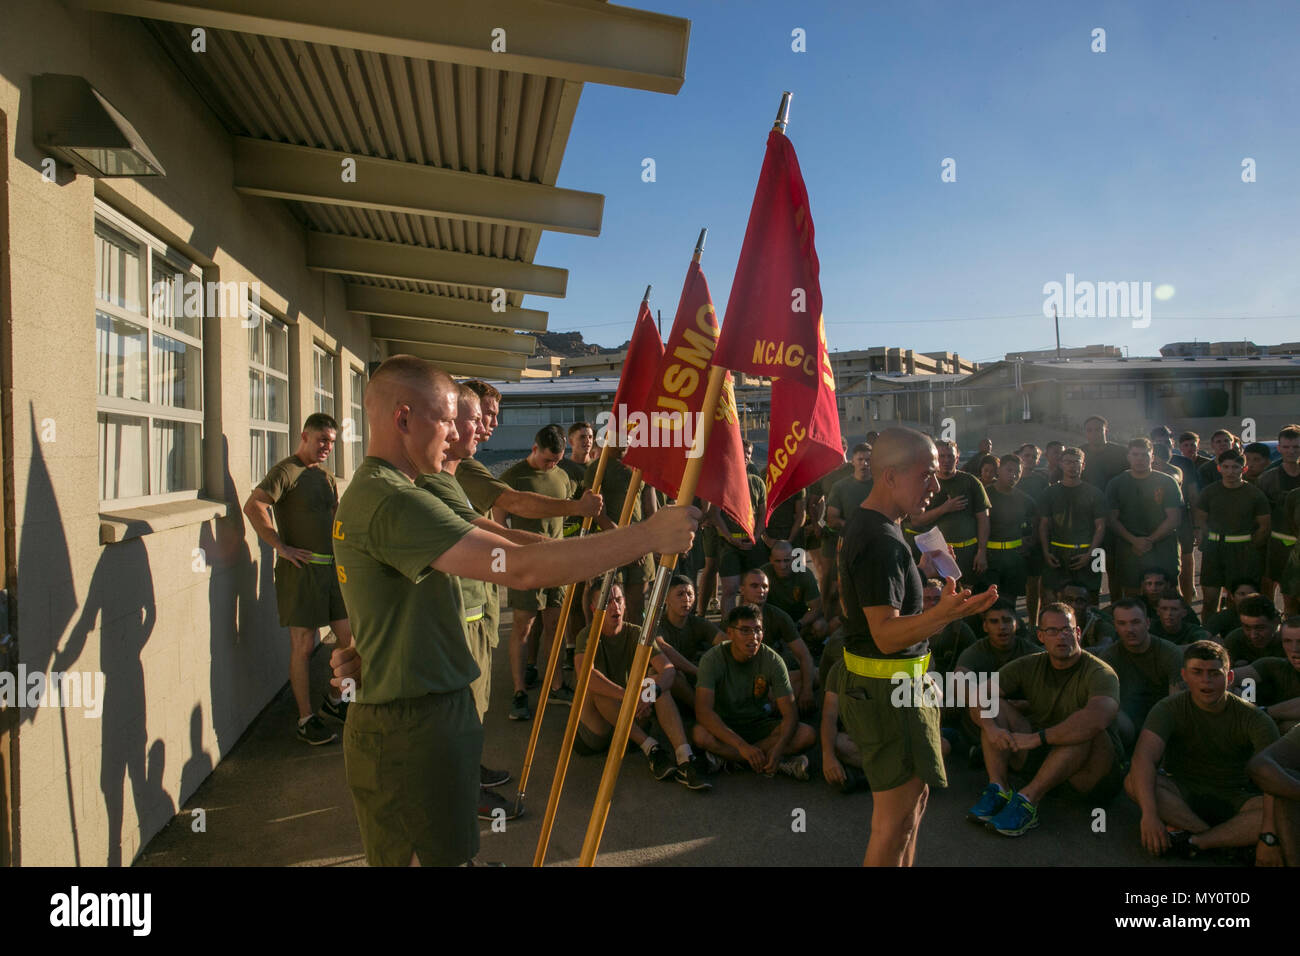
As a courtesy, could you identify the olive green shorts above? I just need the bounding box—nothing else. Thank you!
[509,584,564,612]
[466,616,494,720]
[344,689,483,867]
[836,671,947,793]
[274,558,346,629]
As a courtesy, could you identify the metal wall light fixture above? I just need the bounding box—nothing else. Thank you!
[32,73,165,177]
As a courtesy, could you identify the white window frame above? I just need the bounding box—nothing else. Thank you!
[248,302,291,486]
[312,344,338,474]
[95,200,205,508]
[348,365,367,475]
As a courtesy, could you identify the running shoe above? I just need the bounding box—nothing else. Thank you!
[676,754,714,791]
[989,792,1039,836]
[968,783,1010,823]
[480,765,511,789]
[319,695,349,723]
[477,787,522,821]
[777,754,810,781]
[297,715,337,746]
[508,691,532,721]
[524,664,540,689]
[647,745,677,781]
[547,684,575,706]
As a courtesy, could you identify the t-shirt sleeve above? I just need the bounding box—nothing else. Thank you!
[997,656,1027,697]
[970,474,991,513]
[1159,643,1184,685]
[956,642,983,672]
[766,649,794,700]
[418,476,477,523]
[456,460,510,514]
[1089,486,1108,524]
[1142,696,1175,740]
[1104,476,1122,512]
[370,486,475,583]
[256,461,292,502]
[1252,487,1269,516]
[1247,706,1282,751]
[575,625,593,657]
[1165,475,1184,509]
[853,535,911,610]
[1086,658,1122,702]
[696,647,723,692]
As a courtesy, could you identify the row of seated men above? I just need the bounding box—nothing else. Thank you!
[582,556,1300,864]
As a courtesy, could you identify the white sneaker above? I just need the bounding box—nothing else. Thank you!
[777,754,810,781]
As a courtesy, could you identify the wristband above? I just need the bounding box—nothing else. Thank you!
[1038,729,1049,748]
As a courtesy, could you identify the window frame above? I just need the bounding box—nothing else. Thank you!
[95,200,205,509]
[312,344,339,475]
[248,302,292,486]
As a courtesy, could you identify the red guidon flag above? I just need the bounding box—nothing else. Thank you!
[713,128,842,517]
[598,300,664,448]
[623,260,754,538]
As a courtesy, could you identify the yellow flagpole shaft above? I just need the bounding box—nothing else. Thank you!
[578,362,729,866]
[533,465,644,866]
[512,440,616,813]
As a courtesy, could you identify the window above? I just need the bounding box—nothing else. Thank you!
[249,305,290,485]
[1064,382,1136,400]
[1244,378,1300,396]
[312,345,337,474]
[1153,379,1225,397]
[348,366,366,473]
[95,203,203,505]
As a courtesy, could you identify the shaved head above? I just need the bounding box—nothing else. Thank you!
[364,354,459,478]
[873,428,936,472]
[865,427,940,520]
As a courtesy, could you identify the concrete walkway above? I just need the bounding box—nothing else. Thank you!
[138,625,1216,868]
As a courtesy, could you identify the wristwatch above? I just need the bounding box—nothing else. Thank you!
[1259,832,1279,847]
[1038,729,1049,748]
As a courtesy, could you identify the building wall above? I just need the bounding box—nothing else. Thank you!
[1,2,370,864]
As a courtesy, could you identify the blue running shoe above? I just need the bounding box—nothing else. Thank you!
[968,783,1010,823]
[989,792,1039,836]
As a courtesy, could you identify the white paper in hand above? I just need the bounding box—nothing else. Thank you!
[914,526,962,582]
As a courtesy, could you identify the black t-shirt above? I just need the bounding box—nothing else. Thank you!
[987,486,1038,542]
[839,507,925,659]
[1082,442,1130,492]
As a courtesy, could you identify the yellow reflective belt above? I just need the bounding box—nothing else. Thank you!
[1272,531,1298,545]
[842,649,931,680]
[464,605,484,623]
[987,539,1022,550]
[951,537,977,549]
[1205,532,1253,544]
[308,551,334,565]
[1050,540,1090,549]
[904,527,920,535]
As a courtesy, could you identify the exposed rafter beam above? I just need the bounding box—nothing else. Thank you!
[73,0,690,94]
[234,138,603,236]
[345,285,548,334]
[307,233,566,298]
[368,317,535,355]
[384,341,527,379]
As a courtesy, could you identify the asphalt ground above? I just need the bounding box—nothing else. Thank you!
[135,611,1237,868]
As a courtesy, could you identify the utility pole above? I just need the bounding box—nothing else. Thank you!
[1054,304,1061,360]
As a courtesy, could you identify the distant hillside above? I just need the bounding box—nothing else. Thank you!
[534,330,628,357]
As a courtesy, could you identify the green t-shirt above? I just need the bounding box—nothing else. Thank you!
[811,461,851,500]
[761,563,820,622]
[1150,618,1211,645]
[454,456,509,515]
[760,603,801,661]
[256,455,338,554]
[1224,627,1284,665]
[656,613,720,665]
[997,651,1120,729]
[418,471,486,616]
[1205,606,1240,638]
[1142,691,1278,794]
[576,622,648,686]
[1256,466,1300,529]
[1082,441,1131,492]
[1198,481,1269,536]
[557,457,589,537]
[1284,486,1300,537]
[1251,657,1300,707]
[932,470,990,545]
[929,619,978,675]
[584,457,641,524]
[987,485,1038,543]
[1041,481,1108,546]
[723,472,767,540]
[1099,637,1184,726]
[1017,469,1051,503]
[333,457,478,703]
[1106,471,1184,536]
[697,641,793,726]
[500,458,573,538]
[956,634,1042,674]
[765,487,806,540]
[827,476,874,525]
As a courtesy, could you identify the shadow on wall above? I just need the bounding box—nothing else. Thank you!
[199,435,262,757]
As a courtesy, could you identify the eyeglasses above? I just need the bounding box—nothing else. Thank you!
[1036,626,1075,637]
[730,625,763,637]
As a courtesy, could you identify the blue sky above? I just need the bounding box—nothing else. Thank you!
[533,0,1300,364]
